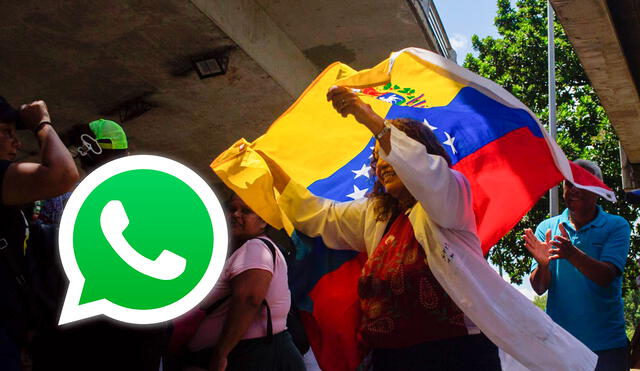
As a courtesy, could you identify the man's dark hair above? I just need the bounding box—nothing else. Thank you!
[68,123,127,170]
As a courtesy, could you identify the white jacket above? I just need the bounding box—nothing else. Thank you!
[277,126,596,371]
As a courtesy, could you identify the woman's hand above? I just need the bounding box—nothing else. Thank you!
[327,86,390,153]
[327,86,383,129]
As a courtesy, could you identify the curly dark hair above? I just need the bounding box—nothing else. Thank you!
[368,118,451,221]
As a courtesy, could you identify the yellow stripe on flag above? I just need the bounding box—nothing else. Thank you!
[254,63,390,187]
[211,50,467,231]
[337,52,466,108]
[210,138,293,231]
[211,62,390,230]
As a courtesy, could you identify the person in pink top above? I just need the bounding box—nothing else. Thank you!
[184,194,305,371]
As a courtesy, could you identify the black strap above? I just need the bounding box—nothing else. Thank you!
[264,298,273,339]
[202,237,278,338]
[256,238,278,338]
[256,237,277,267]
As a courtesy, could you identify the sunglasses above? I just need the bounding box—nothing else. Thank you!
[74,134,103,157]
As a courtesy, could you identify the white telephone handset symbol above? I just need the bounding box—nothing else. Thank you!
[100,200,186,280]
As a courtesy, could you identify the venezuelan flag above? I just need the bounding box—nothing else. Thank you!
[211,48,613,371]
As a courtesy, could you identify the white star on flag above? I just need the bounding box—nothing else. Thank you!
[352,163,370,179]
[443,131,457,154]
[346,185,368,200]
[368,146,375,160]
[423,118,437,131]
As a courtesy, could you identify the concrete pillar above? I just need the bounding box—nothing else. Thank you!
[620,143,640,191]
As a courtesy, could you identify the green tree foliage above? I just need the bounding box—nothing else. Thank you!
[625,287,640,338]
[463,0,640,294]
[532,294,547,311]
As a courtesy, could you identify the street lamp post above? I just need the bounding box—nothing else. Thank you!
[548,1,559,217]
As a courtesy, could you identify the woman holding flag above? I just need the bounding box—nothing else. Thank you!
[223,48,601,370]
[260,86,501,370]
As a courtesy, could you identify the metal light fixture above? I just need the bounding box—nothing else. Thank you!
[192,54,229,79]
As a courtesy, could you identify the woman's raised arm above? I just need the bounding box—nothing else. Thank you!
[326,86,475,231]
[258,149,368,251]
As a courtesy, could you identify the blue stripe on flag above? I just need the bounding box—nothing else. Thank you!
[307,137,376,201]
[384,87,543,165]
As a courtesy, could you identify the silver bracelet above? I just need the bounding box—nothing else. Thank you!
[374,120,391,140]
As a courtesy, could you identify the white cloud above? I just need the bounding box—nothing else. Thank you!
[449,32,470,56]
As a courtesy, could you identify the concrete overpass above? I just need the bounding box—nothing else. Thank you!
[549,0,640,192]
[1,0,453,186]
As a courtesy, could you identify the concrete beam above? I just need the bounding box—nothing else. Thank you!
[551,0,640,163]
[190,0,319,97]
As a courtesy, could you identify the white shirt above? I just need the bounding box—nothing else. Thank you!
[278,126,596,371]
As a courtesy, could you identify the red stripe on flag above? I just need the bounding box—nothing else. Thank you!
[453,127,564,253]
[569,161,611,190]
[305,252,368,371]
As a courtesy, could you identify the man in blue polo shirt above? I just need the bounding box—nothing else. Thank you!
[524,159,630,371]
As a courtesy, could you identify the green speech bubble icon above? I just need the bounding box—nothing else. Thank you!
[58,155,228,325]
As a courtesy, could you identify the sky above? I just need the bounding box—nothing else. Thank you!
[432,0,510,63]
[432,0,539,300]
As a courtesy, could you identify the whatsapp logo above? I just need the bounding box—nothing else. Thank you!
[58,155,228,325]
